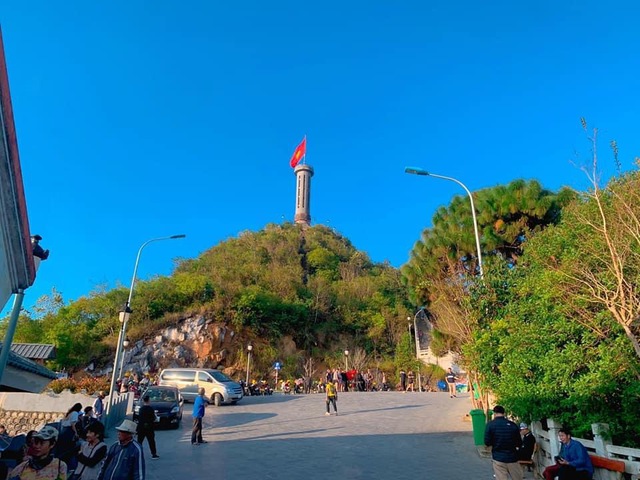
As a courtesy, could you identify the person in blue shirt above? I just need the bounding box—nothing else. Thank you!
[554,428,594,480]
[191,388,208,446]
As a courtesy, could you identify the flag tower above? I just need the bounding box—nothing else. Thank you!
[290,137,313,226]
[294,163,314,226]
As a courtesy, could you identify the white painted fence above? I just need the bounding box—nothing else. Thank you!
[104,392,134,433]
[531,419,640,479]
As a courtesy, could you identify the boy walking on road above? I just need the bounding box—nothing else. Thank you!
[325,381,338,416]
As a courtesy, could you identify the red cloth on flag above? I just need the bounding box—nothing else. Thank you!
[289,137,306,168]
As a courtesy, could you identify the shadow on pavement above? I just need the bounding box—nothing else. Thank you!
[209,412,277,428]
[146,430,491,480]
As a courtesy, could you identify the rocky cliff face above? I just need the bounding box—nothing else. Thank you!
[119,315,239,376]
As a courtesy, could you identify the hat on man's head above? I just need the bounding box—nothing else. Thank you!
[520,422,528,430]
[492,405,505,414]
[115,419,138,434]
[34,425,59,441]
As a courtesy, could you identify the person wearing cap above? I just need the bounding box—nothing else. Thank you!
[97,419,144,480]
[9,425,67,480]
[518,423,536,462]
[484,405,522,480]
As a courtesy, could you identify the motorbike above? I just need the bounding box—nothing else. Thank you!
[259,381,273,395]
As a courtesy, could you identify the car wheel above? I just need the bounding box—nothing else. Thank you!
[213,393,223,406]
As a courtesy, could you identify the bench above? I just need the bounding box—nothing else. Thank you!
[589,454,625,480]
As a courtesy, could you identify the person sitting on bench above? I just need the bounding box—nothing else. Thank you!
[543,428,593,480]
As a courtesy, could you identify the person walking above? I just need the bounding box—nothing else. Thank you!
[137,395,159,459]
[399,369,407,391]
[191,388,208,446]
[325,381,338,416]
[92,392,106,423]
[98,419,145,480]
[407,371,415,392]
[340,370,349,392]
[484,405,523,480]
[59,402,82,473]
[445,368,458,398]
[75,422,107,480]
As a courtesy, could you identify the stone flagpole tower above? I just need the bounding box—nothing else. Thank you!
[294,164,314,226]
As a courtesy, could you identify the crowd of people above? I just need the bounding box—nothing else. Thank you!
[242,367,463,396]
[0,391,155,480]
[115,374,154,400]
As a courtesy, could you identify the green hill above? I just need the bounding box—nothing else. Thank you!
[7,223,413,376]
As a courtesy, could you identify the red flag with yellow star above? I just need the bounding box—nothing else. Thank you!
[289,137,306,168]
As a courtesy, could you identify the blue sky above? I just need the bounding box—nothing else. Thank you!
[2,1,640,312]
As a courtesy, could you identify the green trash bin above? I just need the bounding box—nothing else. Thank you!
[470,409,488,446]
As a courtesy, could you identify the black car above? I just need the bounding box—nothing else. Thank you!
[133,386,183,429]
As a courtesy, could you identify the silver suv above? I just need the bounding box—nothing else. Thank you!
[158,368,243,406]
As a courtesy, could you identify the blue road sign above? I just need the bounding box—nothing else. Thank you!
[274,362,281,370]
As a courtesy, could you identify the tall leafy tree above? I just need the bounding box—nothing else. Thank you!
[465,216,640,443]
[402,179,573,353]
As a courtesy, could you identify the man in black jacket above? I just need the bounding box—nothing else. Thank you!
[137,395,159,459]
[518,423,536,461]
[484,405,523,480]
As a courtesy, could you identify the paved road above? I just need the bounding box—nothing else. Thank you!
[133,391,492,480]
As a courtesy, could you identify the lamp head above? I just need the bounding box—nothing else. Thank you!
[170,234,186,239]
[344,350,349,356]
[247,345,253,352]
[404,167,430,176]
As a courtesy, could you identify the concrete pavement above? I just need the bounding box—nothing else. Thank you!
[129,390,493,480]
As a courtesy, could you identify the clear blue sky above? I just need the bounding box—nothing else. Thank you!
[2,1,640,312]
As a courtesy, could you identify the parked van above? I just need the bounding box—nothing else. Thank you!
[158,368,243,406]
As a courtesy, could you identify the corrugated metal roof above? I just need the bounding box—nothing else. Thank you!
[10,343,56,360]
[1,346,57,379]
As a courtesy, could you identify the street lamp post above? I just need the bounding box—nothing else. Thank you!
[409,312,424,392]
[118,338,130,380]
[344,350,349,370]
[106,234,186,426]
[404,167,484,277]
[246,345,253,385]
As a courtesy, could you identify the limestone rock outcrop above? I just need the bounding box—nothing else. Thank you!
[118,315,238,377]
